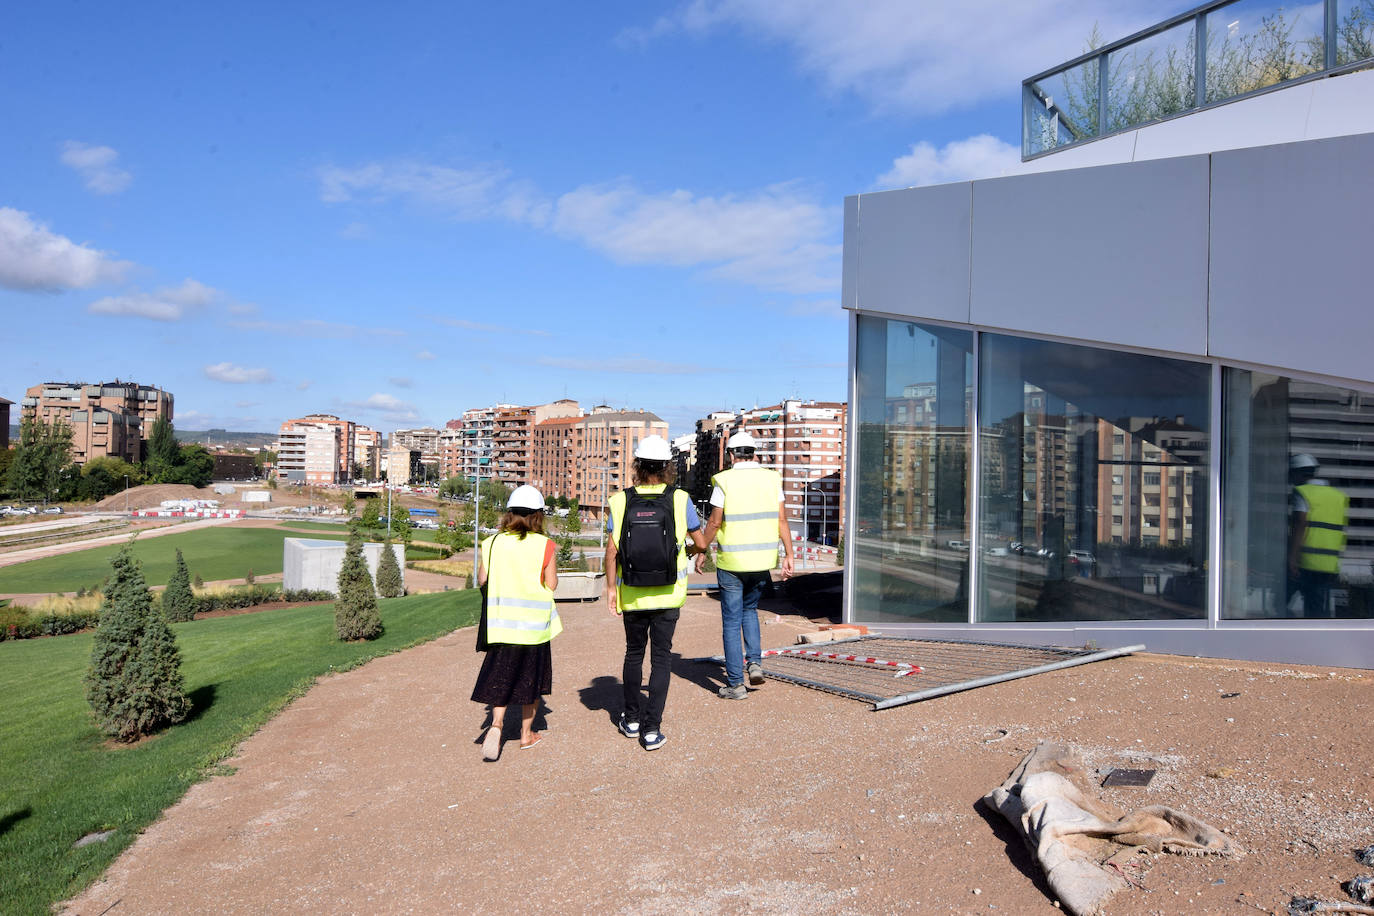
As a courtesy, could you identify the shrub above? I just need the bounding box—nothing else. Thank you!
[557,537,574,568]
[281,588,334,602]
[192,573,204,589]
[163,548,196,622]
[335,531,382,641]
[192,584,279,614]
[84,545,190,742]
[376,539,404,598]
[244,568,255,586]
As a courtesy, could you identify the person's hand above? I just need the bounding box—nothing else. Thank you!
[693,552,706,574]
[781,553,794,578]
[605,587,620,616]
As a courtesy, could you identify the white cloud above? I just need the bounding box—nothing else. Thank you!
[415,350,436,361]
[88,278,222,321]
[537,356,714,375]
[297,380,313,391]
[626,1,1161,115]
[0,207,130,291]
[234,400,260,409]
[551,182,838,294]
[323,162,841,295]
[60,141,133,194]
[436,317,551,337]
[229,318,404,338]
[204,362,274,384]
[343,392,422,423]
[875,134,1020,189]
[389,376,414,388]
[319,160,549,224]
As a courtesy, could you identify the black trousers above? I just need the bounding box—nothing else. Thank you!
[621,607,680,733]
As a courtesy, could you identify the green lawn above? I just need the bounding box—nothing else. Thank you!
[0,590,480,915]
[0,527,354,594]
[278,520,443,543]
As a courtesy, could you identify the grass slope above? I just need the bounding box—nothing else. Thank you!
[0,590,479,915]
[0,527,349,594]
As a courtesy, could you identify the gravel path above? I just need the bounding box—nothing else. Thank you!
[62,587,1373,915]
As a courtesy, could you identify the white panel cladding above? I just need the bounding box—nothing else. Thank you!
[851,182,971,323]
[1208,131,1374,384]
[841,195,859,310]
[969,156,1210,355]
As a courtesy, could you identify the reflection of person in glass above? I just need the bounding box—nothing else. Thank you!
[1288,453,1348,617]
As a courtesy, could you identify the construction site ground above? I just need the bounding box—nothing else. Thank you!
[63,580,1372,915]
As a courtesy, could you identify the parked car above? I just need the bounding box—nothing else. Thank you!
[946,539,969,551]
[1069,550,1096,576]
[42,506,64,515]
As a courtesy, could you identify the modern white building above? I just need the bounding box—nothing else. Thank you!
[841,0,1374,668]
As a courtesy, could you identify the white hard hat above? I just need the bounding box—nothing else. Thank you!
[1290,453,1319,471]
[634,435,672,461]
[507,484,546,511]
[726,431,757,451]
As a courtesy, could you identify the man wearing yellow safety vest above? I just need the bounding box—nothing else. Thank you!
[1287,453,1348,618]
[701,430,794,699]
[604,435,709,751]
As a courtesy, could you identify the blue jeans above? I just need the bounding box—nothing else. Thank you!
[717,568,769,687]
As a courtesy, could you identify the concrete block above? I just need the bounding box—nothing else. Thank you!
[282,538,405,595]
[799,631,836,645]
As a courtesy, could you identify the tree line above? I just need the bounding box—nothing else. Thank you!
[0,415,214,503]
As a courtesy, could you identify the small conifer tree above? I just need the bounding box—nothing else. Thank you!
[557,536,574,568]
[193,573,204,589]
[245,568,256,586]
[576,549,589,572]
[163,548,196,622]
[335,531,382,640]
[85,545,191,741]
[376,539,404,598]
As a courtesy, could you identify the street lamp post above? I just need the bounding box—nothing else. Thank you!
[123,475,130,515]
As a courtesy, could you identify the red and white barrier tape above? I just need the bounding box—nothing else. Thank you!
[762,647,923,678]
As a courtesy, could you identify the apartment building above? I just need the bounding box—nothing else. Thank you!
[386,445,422,485]
[688,411,737,508]
[20,380,173,465]
[439,405,502,481]
[275,414,356,484]
[391,427,442,459]
[577,407,668,522]
[0,396,11,450]
[531,414,583,498]
[729,400,846,545]
[353,426,381,479]
[490,400,580,488]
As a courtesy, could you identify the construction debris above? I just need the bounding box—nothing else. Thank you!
[984,741,1239,916]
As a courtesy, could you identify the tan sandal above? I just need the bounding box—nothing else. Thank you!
[519,732,543,750]
[481,728,501,761]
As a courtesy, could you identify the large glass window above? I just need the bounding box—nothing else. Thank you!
[1222,370,1374,619]
[978,335,1211,621]
[853,316,972,622]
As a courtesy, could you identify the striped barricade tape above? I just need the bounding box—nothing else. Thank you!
[763,647,923,678]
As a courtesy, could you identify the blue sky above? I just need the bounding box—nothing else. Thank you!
[0,0,1176,438]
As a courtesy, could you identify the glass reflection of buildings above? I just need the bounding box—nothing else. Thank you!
[882,382,970,544]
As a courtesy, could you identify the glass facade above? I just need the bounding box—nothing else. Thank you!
[1222,370,1374,619]
[853,325,1215,624]
[852,316,972,622]
[978,335,1211,622]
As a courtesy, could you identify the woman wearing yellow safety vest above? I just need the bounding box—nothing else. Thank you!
[700,430,794,700]
[604,435,710,751]
[473,485,561,761]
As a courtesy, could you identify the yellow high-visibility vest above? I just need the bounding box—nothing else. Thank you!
[712,466,782,572]
[610,484,690,611]
[481,532,561,645]
[1297,483,1348,574]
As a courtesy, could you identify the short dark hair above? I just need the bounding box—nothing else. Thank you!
[499,508,546,539]
[632,457,675,486]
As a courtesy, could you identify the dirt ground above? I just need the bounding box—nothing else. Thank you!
[63,583,1372,916]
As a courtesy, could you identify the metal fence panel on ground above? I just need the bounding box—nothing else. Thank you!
[760,636,1143,710]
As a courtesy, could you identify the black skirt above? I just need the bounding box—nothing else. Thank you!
[471,595,552,706]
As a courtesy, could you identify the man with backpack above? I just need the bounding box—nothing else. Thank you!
[700,430,794,699]
[604,435,708,751]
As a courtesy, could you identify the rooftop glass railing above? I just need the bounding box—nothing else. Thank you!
[1023,0,1374,157]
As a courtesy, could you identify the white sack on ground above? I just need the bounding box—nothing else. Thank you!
[983,741,1240,915]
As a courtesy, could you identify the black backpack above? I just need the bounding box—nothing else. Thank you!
[618,487,678,587]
